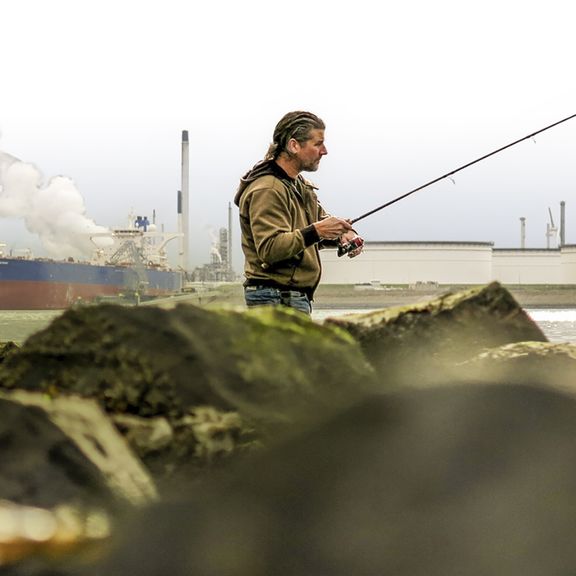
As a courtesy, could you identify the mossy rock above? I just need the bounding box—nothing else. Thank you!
[0,341,19,364]
[0,303,376,426]
[324,281,547,387]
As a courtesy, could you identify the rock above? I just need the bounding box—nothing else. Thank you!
[91,382,576,576]
[0,341,18,364]
[0,304,376,479]
[111,414,174,456]
[324,281,546,387]
[0,304,374,424]
[457,341,576,393]
[0,499,112,573]
[172,406,246,463]
[0,390,156,511]
[111,407,251,479]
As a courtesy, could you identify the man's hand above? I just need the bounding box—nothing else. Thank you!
[338,231,364,258]
[314,216,353,240]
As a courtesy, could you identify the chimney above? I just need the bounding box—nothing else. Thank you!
[177,189,183,257]
[228,202,233,275]
[520,217,526,249]
[560,200,566,246]
[180,130,190,271]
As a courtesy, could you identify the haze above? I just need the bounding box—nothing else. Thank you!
[1,0,574,272]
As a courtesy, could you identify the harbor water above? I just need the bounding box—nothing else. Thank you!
[0,310,63,344]
[1,308,576,345]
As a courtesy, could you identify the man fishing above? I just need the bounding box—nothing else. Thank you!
[234,111,364,315]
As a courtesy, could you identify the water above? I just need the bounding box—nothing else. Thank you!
[524,308,576,343]
[1,308,575,345]
[0,310,63,344]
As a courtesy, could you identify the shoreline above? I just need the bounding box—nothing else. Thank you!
[177,283,576,310]
[1,284,574,346]
[313,284,576,310]
[2,283,573,315]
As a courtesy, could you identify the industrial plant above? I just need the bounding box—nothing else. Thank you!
[174,130,236,284]
[188,219,237,283]
[177,129,574,288]
[321,201,574,286]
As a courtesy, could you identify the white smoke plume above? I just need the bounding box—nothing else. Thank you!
[0,150,113,259]
[207,226,222,263]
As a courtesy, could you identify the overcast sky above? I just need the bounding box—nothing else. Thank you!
[1,0,575,271]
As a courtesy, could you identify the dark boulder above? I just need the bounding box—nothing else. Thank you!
[91,381,576,576]
[0,392,154,511]
[324,281,546,387]
[0,304,376,480]
[0,304,374,423]
[0,341,19,364]
[458,341,576,392]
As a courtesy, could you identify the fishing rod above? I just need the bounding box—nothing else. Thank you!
[338,113,576,256]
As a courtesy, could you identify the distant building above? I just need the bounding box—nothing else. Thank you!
[321,241,576,285]
[189,227,238,283]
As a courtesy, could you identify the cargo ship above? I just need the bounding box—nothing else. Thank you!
[0,216,184,310]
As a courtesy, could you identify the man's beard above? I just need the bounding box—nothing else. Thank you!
[300,159,320,172]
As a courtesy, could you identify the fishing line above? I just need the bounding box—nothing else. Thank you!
[350,113,576,225]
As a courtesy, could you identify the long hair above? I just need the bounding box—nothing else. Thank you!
[265,111,325,160]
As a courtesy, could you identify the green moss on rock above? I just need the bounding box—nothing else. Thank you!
[0,303,376,426]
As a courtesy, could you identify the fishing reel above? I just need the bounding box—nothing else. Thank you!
[337,235,364,258]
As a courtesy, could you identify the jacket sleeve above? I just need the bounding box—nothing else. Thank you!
[315,197,340,249]
[245,185,320,265]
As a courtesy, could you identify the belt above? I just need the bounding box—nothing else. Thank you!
[244,283,311,299]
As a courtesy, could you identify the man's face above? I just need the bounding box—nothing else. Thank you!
[293,129,327,172]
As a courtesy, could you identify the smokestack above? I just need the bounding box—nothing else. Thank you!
[177,189,183,256]
[228,202,233,274]
[520,217,526,249]
[180,130,190,272]
[560,200,566,246]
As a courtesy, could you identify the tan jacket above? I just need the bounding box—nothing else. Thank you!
[234,162,333,297]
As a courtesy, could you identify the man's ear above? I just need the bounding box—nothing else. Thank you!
[287,138,300,155]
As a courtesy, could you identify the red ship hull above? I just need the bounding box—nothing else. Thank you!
[0,257,183,310]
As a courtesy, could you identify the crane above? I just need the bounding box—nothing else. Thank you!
[546,207,558,249]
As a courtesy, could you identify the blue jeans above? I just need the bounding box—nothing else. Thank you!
[244,286,312,315]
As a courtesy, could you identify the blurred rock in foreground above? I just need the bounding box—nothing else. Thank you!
[0,390,154,573]
[0,282,572,574]
[89,381,576,576]
[0,390,156,510]
[0,304,375,480]
[0,341,19,364]
[458,341,576,392]
[324,281,546,386]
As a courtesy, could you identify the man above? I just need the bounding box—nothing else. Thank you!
[234,111,363,315]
